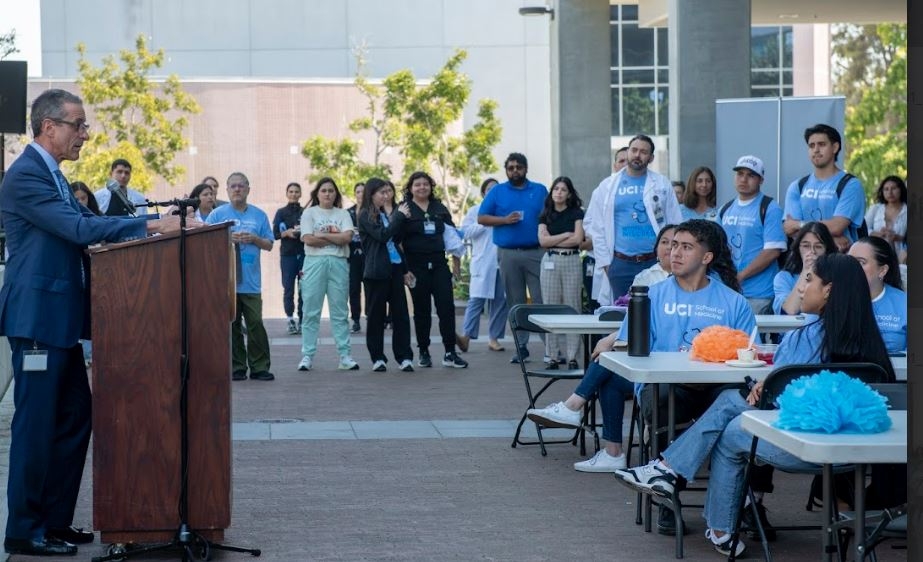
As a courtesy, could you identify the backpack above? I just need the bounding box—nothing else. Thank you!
[719,195,786,269]
[796,172,869,239]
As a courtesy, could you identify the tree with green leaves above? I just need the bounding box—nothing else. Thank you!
[301,48,501,220]
[1,28,18,60]
[832,24,906,196]
[63,35,200,191]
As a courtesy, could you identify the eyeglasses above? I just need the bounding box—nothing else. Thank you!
[52,118,90,132]
[799,243,827,253]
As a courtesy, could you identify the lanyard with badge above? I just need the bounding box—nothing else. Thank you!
[24,341,48,371]
[423,212,436,235]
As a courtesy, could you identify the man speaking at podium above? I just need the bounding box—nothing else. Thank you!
[0,89,196,557]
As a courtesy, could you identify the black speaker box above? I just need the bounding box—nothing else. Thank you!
[0,60,28,134]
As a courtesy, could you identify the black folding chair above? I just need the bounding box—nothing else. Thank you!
[728,362,892,562]
[508,304,594,456]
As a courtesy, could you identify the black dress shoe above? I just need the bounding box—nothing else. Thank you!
[47,525,95,544]
[4,537,78,556]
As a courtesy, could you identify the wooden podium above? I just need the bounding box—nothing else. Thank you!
[88,223,235,544]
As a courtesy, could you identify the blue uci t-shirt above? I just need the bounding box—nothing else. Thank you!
[771,270,797,314]
[773,321,824,367]
[719,193,786,299]
[680,205,718,222]
[617,276,756,352]
[207,204,274,294]
[478,180,547,249]
[783,171,865,243]
[872,286,907,353]
[613,173,656,255]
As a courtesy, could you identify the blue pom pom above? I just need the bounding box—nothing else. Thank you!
[772,370,892,434]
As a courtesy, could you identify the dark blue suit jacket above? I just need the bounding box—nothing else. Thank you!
[0,144,148,348]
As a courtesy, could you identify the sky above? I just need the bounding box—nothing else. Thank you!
[1,0,43,75]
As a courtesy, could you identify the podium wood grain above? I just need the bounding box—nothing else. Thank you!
[90,224,232,543]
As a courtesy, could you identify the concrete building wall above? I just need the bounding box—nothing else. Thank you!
[39,0,554,187]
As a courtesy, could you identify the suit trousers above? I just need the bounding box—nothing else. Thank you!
[6,338,91,540]
[232,293,272,374]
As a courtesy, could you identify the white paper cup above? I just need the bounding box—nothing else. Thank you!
[737,348,756,362]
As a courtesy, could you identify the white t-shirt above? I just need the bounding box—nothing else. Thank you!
[300,206,355,258]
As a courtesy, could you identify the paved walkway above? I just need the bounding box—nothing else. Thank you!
[0,317,908,561]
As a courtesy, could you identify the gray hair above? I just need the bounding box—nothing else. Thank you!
[31,89,83,138]
[227,172,250,187]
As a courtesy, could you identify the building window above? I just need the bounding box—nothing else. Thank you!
[609,8,796,135]
[609,5,669,136]
[750,26,794,97]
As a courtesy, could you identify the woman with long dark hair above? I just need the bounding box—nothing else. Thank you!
[772,221,837,315]
[848,236,906,353]
[537,176,584,368]
[189,182,217,221]
[400,171,467,369]
[297,177,359,371]
[616,253,895,557]
[358,178,414,372]
[865,175,907,256]
[680,166,718,221]
[71,181,101,216]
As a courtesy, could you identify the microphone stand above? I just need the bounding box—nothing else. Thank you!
[93,200,260,562]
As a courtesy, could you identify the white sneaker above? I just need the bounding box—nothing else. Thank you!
[574,450,627,473]
[706,529,746,557]
[297,355,312,371]
[399,359,414,372]
[526,402,581,429]
[338,355,359,370]
[372,360,387,372]
[615,461,678,497]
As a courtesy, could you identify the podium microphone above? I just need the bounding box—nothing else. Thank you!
[106,178,137,215]
[145,197,202,211]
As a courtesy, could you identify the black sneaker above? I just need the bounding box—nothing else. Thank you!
[249,371,275,381]
[510,348,530,364]
[741,500,777,541]
[418,351,433,368]
[442,351,468,368]
[544,361,559,370]
[657,504,689,536]
[567,359,580,370]
[232,370,247,381]
[351,320,361,333]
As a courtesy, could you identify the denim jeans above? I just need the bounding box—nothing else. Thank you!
[462,272,507,340]
[607,256,656,302]
[659,389,819,533]
[574,361,634,443]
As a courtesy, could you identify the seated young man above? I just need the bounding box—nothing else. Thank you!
[527,220,755,533]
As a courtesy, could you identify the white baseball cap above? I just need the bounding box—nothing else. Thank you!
[733,155,765,178]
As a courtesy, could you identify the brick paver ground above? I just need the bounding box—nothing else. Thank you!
[0,315,907,561]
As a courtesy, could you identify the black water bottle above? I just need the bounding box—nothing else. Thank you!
[627,285,651,357]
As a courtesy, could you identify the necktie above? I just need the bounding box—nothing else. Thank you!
[53,170,70,199]
[53,170,79,210]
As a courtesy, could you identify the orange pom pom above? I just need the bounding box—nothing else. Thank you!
[689,325,751,362]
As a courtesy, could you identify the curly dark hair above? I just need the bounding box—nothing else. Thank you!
[672,219,740,293]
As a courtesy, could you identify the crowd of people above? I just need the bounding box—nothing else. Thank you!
[0,87,907,558]
[523,125,907,556]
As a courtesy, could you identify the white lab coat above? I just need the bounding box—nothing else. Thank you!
[584,168,682,306]
[461,203,499,299]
